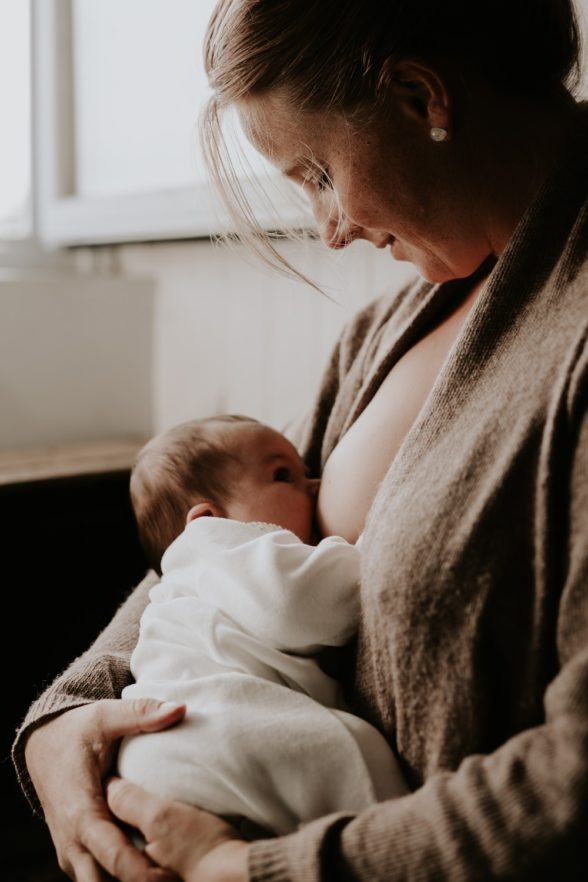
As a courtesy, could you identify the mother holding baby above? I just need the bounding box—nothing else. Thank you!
[14,1,588,880]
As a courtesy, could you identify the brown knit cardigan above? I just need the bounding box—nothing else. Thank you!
[14,116,588,881]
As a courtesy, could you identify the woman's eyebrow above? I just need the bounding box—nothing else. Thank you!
[281,162,304,179]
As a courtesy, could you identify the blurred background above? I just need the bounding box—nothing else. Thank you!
[1,1,587,879]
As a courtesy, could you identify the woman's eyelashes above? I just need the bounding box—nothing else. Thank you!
[301,165,333,194]
[316,169,333,193]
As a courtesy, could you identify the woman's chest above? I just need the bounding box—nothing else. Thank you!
[349,318,577,781]
[317,284,481,541]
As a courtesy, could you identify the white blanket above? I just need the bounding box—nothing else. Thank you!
[118,520,407,834]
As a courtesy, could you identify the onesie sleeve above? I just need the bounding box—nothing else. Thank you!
[246,337,588,881]
[160,521,361,653]
[11,570,156,815]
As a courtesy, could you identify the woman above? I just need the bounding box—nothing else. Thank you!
[15,1,587,880]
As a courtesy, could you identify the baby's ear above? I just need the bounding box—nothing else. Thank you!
[186,501,225,524]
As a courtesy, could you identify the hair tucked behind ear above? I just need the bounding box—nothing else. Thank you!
[201,0,583,283]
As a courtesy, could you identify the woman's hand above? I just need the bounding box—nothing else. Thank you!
[24,698,186,882]
[107,778,249,882]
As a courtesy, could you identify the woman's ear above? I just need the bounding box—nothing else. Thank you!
[379,58,452,134]
[186,501,225,524]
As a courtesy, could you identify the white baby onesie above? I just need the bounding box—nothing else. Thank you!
[118,519,408,835]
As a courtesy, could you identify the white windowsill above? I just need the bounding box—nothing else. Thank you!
[39,181,309,248]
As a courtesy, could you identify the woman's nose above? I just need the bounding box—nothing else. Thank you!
[320,209,390,251]
[368,230,392,249]
[325,217,361,250]
[317,205,361,250]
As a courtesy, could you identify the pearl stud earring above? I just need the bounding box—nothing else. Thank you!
[430,127,449,142]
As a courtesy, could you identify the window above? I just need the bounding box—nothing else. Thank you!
[0,0,32,241]
[73,0,219,199]
[34,0,304,248]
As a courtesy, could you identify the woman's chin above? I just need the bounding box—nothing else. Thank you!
[390,240,450,283]
[392,236,492,285]
[411,262,458,285]
[409,252,485,286]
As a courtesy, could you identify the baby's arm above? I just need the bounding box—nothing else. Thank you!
[159,520,360,653]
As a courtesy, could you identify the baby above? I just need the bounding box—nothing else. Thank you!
[118,415,407,836]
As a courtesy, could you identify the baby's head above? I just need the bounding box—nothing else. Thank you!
[130,415,319,572]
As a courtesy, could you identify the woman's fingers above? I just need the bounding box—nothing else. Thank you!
[66,848,110,882]
[106,777,168,840]
[106,777,247,881]
[93,698,186,744]
[24,702,185,882]
[81,812,176,882]
[84,699,186,772]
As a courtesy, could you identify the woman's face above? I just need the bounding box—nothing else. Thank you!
[238,90,494,283]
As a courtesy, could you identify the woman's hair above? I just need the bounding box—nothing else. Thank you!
[204,0,582,110]
[201,0,583,279]
[130,415,259,572]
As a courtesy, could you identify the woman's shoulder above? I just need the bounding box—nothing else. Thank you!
[336,274,431,371]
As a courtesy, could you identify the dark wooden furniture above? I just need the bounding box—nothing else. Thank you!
[2,440,149,880]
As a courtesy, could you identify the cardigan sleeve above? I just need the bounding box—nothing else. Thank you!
[11,570,157,816]
[247,341,588,880]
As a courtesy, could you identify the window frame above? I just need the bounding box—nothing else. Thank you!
[32,0,306,249]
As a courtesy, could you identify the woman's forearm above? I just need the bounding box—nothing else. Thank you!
[13,569,157,813]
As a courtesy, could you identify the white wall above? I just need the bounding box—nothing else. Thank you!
[77,237,416,436]
[0,271,153,449]
[0,239,414,451]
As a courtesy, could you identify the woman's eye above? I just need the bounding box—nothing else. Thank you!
[316,170,332,193]
[273,467,293,483]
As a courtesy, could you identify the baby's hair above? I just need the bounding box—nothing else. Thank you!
[131,414,260,573]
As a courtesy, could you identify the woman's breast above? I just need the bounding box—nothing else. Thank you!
[317,283,481,541]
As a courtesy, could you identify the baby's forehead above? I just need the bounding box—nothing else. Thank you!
[226,423,301,461]
[194,418,260,451]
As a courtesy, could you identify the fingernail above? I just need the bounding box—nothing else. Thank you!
[159,701,182,713]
